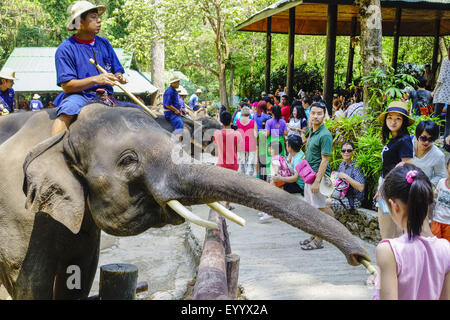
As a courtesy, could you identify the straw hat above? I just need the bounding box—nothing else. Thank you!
[66,1,106,31]
[169,77,180,84]
[319,175,334,197]
[378,100,415,126]
[32,94,41,100]
[0,67,18,80]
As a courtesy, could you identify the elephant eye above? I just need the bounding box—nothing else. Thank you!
[119,153,138,166]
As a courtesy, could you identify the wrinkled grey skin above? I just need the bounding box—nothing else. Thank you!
[155,115,222,157]
[0,104,370,300]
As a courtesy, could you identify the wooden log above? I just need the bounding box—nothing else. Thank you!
[99,264,138,300]
[432,17,441,85]
[193,210,229,300]
[226,254,240,300]
[87,281,148,300]
[323,3,337,116]
[287,7,296,100]
[265,17,272,94]
[346,17,357,87]
[392,7,402,72]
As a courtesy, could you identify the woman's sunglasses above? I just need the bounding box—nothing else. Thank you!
[418,136,435,143]
[341,149,354,153]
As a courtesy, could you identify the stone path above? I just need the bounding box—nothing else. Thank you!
[190,203,378,300]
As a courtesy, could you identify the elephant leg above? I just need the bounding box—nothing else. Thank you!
[13,261,57,300]
[53,240,100,300]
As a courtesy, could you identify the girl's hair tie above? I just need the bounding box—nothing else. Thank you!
[406,170,418,184]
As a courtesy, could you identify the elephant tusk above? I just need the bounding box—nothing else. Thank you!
[207,203,246,227]
[167,200,218,230]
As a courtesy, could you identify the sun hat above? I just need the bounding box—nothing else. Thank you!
[66,1,106,31]
[196,89,202,94]
[179,89,188,96]
[319,175,334,197]
[32,94,41,100]
[378,100,415,126]
[0,67,18,80]
[169,77,180,84]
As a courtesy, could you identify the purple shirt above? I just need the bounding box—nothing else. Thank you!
[265,118,287,137]
[373,234,450,300]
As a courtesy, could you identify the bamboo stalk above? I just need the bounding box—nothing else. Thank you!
[359,257,377,276]
[89,58,158,119]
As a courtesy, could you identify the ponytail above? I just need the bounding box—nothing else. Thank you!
[381,164,433,239]
[406,178,433,239]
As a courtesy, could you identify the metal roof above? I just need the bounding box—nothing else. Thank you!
[2,47,157,94]
[236,0,450,36]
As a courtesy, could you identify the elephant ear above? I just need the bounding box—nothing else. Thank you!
[22,131,85,234]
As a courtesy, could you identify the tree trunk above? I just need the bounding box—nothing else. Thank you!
[229,64,234,107]
[359,0,383,109]
[219,64,229,109]
[151,0,165,107]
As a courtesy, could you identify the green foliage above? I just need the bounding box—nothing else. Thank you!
[326,110,444,209]
[359,67,418,114]
[326,114,383,207]
[241,62,323,101]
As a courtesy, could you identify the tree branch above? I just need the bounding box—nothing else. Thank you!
[183,45,219,77]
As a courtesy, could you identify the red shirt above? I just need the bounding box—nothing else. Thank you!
[281,104,291,123]
[236,119,257,152]
[213,129,242,171]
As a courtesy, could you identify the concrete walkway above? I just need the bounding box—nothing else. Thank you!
[190,203,378,300]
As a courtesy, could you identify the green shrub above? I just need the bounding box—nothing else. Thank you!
[326,112,443,209]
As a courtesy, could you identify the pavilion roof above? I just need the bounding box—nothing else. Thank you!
[2,47,157,95]
[236,0,450,36]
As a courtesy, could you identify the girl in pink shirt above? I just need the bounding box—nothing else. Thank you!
[374,164,450,300]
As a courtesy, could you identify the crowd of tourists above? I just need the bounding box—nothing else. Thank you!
[213,78,450,299]
[0,0,449,300]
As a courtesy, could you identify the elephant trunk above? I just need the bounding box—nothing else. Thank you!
[172,163,371,266]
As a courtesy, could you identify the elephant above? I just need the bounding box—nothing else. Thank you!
[155,115,222,158]
[0,103,370,300]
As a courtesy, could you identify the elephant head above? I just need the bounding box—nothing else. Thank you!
[22,103,370,266]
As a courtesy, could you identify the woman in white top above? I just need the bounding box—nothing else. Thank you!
[413,120,446,187]
[432,46,450,143]
[287,103,307,138]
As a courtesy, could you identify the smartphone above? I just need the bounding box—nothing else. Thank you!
[377,198,390,215]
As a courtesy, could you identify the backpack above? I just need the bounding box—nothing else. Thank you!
[330,171,350,200]
[272,156,292,177]
[419,104,434,116]
[414,90,433,116]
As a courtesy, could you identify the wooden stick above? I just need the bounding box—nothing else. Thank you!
[89,58,158,119]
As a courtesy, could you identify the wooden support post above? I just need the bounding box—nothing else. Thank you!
[88,281,148,300]
[323,3,337,116]
[226,254,240,299]
[392,7,402,73]
[193,210,229,300]
[265,17,272,94]
[287,7,296,100]
[99,264,138,300]
[432,17,441,85]
[346,17,357,87]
